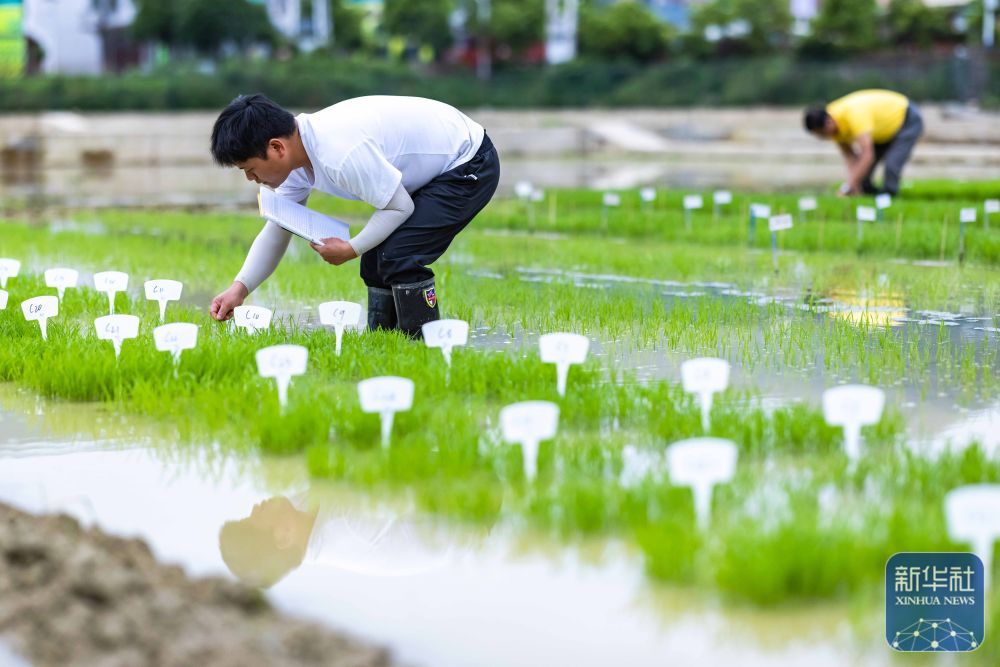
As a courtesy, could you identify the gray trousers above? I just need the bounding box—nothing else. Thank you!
[862,104,923,196]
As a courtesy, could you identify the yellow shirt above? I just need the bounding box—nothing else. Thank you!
[826,89,909,145]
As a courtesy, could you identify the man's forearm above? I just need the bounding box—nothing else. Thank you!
[348,184,415,256]
[234,221,292,294]
[839,144,858,171]
[846,154,874,190]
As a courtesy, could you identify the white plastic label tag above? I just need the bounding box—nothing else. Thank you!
[319,300,362,356]
[681,357,730,431]
[683,194,704,210]
[256,344,308,410]
[93,270,129,315]
[666,437,738,530]
[539,332,590,397]
[768,214,793,232]
[823,384,885,425]
[45,268,79,301]
[144,279,183,323]
[358,376,415,448]
[500,400,559,481]
[359,376,414,413]
[233,305,273,334]
[946,485,1000,542]
[422,319,469,367]
[822,384,885,463]
[94,314,140,358]
[945,484,1000,589]
[681,357,730,394]
[154,322,198,364]
[515,181,534,200]
[856,206,876,222]
[21,295,58,340]
[0,258,20,289]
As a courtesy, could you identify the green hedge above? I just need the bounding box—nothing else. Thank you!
[0,53,996,111]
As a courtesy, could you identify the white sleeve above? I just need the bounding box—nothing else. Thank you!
[275,169,312,205]
[234,221,292,294]
[325,138,403,210]
[347,183,415,256]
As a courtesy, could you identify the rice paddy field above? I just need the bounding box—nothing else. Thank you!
[2,181,1000,664]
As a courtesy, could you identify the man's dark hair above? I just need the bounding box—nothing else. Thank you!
[803,106,830,133]
[211,93,296,166]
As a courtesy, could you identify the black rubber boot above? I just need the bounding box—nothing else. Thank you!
[367,286,398,332]
[392,277,440,339]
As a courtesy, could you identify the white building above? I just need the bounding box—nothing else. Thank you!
[23,0,137,75]
[20,0,336,74]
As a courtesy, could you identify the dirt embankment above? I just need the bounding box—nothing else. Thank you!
[0,502,393,667]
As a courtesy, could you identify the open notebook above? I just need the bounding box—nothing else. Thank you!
[258,187,351,244]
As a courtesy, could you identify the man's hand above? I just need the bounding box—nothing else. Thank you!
[310,237,358,266]
[843,133,874,197]
[210,281,249,321]
[837,182,858,197]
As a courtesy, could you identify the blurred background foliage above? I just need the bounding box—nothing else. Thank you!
[0,0,996,108]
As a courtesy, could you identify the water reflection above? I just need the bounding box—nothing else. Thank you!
[220,496,317,588]
[220,492,458,588]
[0,388,972,667]
[823,291,908,328]
[918,403,1000,458]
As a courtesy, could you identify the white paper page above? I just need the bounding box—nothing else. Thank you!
[259,187,351,244]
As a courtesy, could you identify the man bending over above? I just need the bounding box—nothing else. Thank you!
[209,94,500,337]
[803,89,923,196]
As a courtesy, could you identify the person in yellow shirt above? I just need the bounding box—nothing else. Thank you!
[803,89,923,196]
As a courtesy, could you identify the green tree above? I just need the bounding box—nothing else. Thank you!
[382,0,454,56]
[131,0,179,45]
[486,0,546,54]
[332,0,367,51]
[965,1,1000,47]
[689,0,792,55]
[885,0,954,47]
[183,0,273,54]
[132,0,274,55]
[578,0,672,63]
[800,0,879,56]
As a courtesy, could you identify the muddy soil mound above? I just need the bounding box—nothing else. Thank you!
[0,502,393,667]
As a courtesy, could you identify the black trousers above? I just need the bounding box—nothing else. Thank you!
[862,104,923,196]
[360,133,500,288]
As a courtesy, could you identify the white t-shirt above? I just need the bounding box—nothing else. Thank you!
[288,493,455,576]
[276,95,486,208]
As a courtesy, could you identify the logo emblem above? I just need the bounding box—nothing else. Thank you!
[423,287,437,309]
[886,552,984,651]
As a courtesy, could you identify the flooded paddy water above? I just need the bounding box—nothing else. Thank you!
[0,387,895,667]
[2,109,1000,665]
[261,261,1000,461]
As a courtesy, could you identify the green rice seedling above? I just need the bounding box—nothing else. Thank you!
[1,181,998,618]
